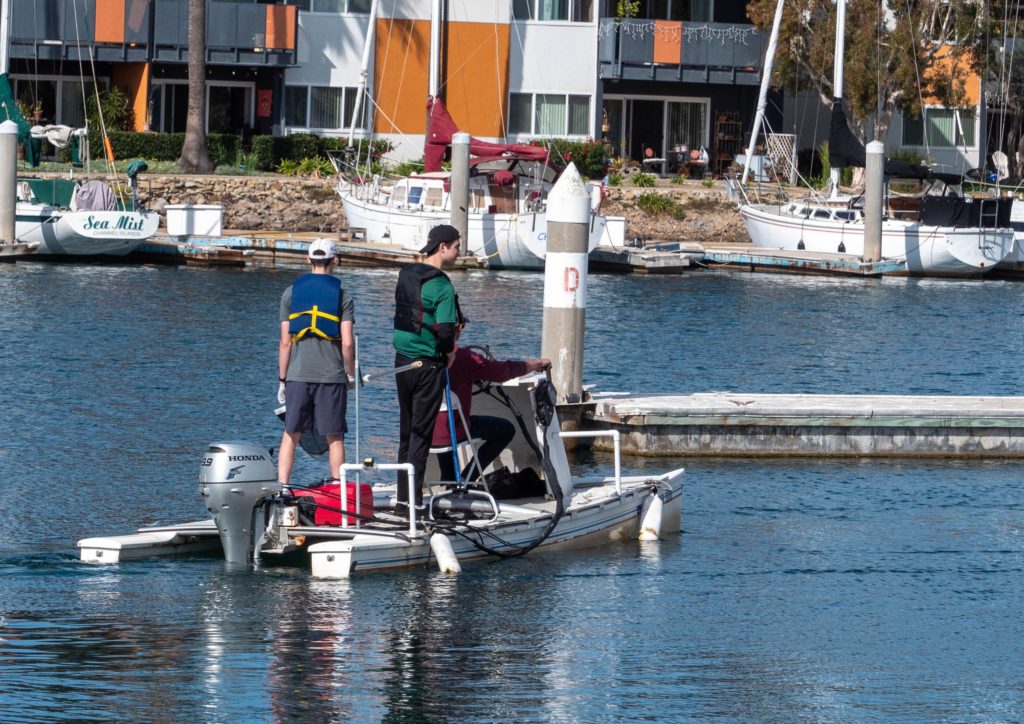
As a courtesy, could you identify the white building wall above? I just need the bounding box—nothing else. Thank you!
[507,21,599,140]
[288,14,369,88]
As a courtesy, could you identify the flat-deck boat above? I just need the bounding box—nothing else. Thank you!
[78,374,683,578]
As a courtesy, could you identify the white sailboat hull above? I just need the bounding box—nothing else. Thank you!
[740,203,1013,277]
[18,205,160,256]
[340,189,615,270]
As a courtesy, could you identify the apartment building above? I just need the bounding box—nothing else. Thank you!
[5,0,767,169]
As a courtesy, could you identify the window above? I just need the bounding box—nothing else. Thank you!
[634,0,711,20]
[509,93,591,136]
[285,86,308,127]
[509,94,532,134]
[666,100,707,150]
[902,108,976,148]
[288,86,362,129]
[294,0,371,12]
[512,0,593,22]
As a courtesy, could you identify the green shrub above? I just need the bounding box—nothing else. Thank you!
[606,172,622,187]
[701,178,714,188]
[632,172,656,187]
[635,191,677,214]
[276,158,300,176]
[391,159,424,177]
[522,139,607,179]
[671,174,687,184]
[296,155,336,177]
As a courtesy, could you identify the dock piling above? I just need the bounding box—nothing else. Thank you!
[541,163,591,404]
[0,120,18,245]
[450,132,470,256]
[863,140,884,262]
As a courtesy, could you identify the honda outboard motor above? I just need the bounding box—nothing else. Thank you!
[198,442,279,564]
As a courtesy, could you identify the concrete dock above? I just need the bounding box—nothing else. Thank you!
[701,244,906,276]
[582,391,1024,458]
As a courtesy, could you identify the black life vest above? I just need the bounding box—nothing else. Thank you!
[288,274,342,341]
[394,263,463,335]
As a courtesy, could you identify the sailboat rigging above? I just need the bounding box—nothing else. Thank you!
[733,0,1014,277]
[329,1,623,269]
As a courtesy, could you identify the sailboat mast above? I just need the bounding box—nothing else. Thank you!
[347,0,379,146]
[0,0,11,76]
[741,0,784,186]
[428,0,442,99]
[829,0,847,198]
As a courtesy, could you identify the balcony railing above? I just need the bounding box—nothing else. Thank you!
[598,19,765,85]
[8,0,296,67]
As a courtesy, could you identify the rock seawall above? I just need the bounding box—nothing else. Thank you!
[52,172,747,243]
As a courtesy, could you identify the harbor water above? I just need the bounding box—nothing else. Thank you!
[1,264,1022,721]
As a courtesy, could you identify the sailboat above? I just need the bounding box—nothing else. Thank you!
[0,0,158,257]
[331,3,623,270]
[733,0,1014,277]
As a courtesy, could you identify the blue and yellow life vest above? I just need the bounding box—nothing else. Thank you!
[288,274,342,342]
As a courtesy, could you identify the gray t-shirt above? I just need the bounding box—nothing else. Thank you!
[280,281,355,384]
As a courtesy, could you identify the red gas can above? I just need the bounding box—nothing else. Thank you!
[295,482,374,526]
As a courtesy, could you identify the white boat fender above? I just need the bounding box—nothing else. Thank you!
[638,493,664,541]
[430,532,462,574]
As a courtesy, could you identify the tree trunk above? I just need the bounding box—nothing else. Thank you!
[177,0,213,173]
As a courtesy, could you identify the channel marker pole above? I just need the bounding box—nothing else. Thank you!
[541,163,590,404]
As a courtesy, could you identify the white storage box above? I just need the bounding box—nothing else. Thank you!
[166,204,223,237]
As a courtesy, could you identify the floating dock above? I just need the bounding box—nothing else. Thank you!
[582,391,1024,458]
[700,244,906,277]
[130,234,901,277]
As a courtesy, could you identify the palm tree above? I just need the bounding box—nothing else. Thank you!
[177,0,213,172]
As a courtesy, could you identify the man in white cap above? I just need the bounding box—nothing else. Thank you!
[277,238,355,493]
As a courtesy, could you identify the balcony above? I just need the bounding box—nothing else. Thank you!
[598,19,765,85]
[8,0,297,67]
[153,0,297,66]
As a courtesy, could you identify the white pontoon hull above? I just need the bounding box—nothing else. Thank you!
[740,203,1013,277]
[18,206,160,256]
[78,473,683,577]
[309,475,683,579]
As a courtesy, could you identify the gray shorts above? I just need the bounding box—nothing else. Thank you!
[283,381,348,436]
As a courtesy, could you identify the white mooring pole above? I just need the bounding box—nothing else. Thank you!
[0,120,18,245]
[863,140,884,262]
[541,163,590,404]
[450,131,470,255]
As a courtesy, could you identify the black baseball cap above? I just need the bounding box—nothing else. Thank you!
[419,224,460,255]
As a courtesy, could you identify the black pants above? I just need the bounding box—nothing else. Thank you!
[437,415,515,482]
[395,353,446,505]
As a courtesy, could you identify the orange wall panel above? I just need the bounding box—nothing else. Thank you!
[111,62,150,132]
[443,22,510,138]
[374,18,430,135]
[265,5,296,51]
[372,19,510,138]
[923,44,980,107]
[653,21,681,65]
[95,0,125,44]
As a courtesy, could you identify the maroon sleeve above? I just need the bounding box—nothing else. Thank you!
[465,348,530,382]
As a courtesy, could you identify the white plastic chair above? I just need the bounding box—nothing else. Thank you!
[428,395,486,486]
[993,151,1010,182]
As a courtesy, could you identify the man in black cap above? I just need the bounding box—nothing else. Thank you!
[392,224,463,515]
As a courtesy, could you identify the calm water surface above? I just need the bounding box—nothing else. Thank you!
[1,263,1022,721]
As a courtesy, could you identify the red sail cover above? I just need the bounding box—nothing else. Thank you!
[424,97,550,172]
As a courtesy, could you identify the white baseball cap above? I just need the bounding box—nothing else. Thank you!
[308,238,336,260]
